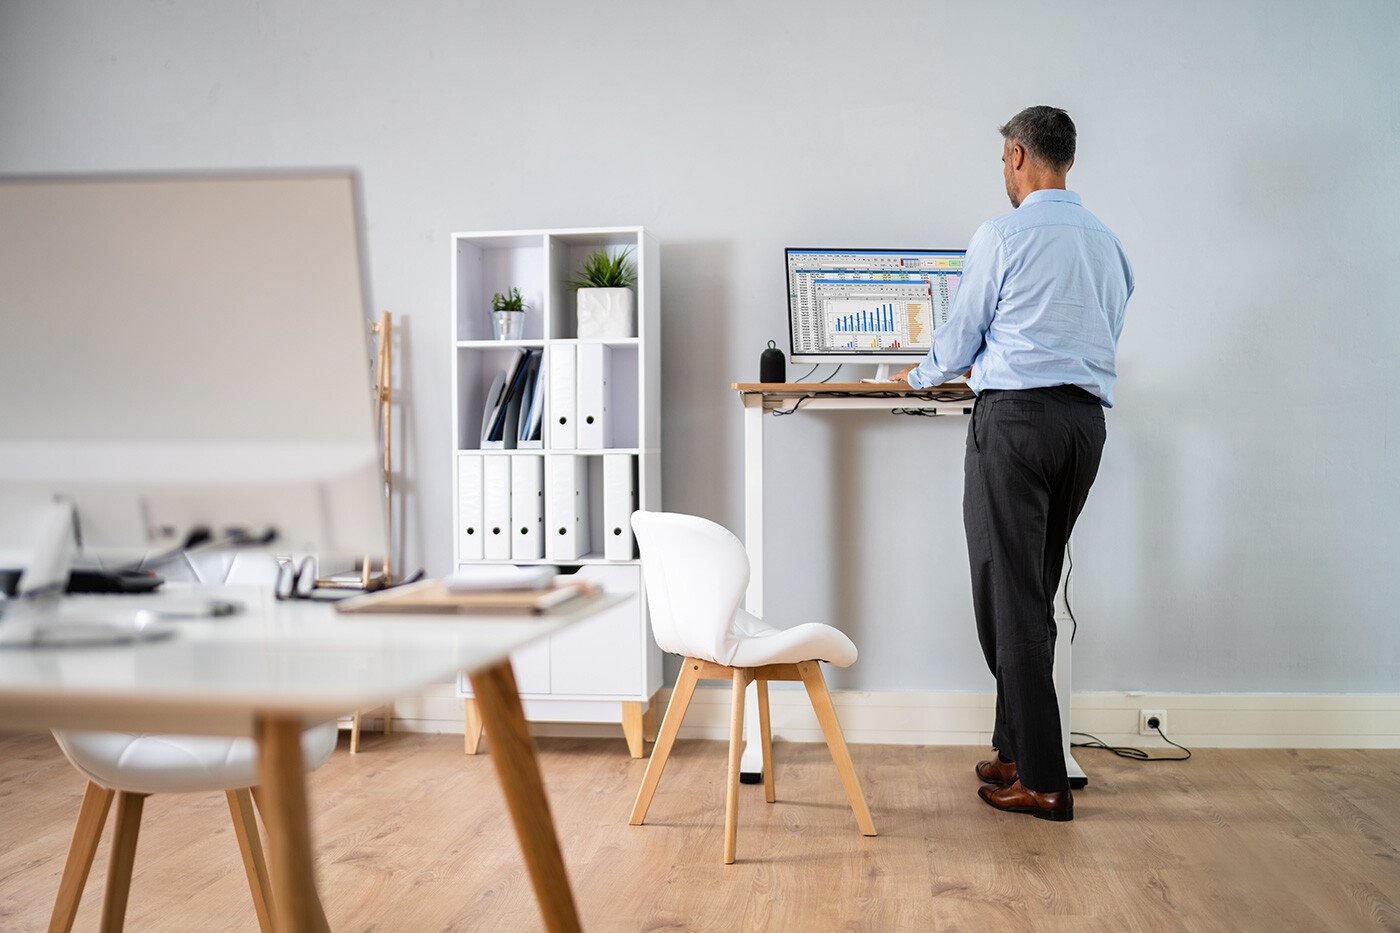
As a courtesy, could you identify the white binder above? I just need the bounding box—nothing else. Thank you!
[603,453,636,560]
[549,344,577,450]
[546,455,590,560]
[511,455,544,560]
[457,454,484,561]
[483,455,512,559]
[576,343,612,449]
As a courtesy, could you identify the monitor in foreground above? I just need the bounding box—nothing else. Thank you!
[0,171,385,644]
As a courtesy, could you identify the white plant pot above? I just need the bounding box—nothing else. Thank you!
[576,288,634,339]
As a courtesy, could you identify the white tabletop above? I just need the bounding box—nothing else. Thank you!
[0,586,623,736]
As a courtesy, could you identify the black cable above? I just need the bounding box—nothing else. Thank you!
[771,395,815,416]
[769,386,975,417]
[793,363,819,383]
[1071,727,1192,762]
[1066,546,1077,643]
[818,364,843,384]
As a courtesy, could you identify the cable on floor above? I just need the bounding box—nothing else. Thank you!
[1071,727,1192,762]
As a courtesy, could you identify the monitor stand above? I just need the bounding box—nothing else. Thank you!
[872,363,893,381]
[0,500,173,649]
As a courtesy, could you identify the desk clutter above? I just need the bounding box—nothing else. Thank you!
[336,576,600,615]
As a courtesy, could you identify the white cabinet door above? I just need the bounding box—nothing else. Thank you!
[511,639,552,695]
[549,565,643,697]
[465,639,551,697]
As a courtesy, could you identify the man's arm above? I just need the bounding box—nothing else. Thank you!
[896,222,1005,387]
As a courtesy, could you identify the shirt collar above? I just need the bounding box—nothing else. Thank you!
[1020,188,1081,207]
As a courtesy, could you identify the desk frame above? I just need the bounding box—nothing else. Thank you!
[252,659,580,933]
[1,590,603,933]
[735,383,1086,788]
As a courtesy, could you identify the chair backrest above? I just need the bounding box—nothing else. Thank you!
[630,511,750,665]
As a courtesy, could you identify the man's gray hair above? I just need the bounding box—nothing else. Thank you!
[999,106,1076,171]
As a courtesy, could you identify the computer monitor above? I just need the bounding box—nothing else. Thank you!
[0,171,386,641]
[786,247,966,374]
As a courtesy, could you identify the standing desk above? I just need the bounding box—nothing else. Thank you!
[0,586,624,932]
[733,382,1087,788]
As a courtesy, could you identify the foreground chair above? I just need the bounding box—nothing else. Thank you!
[628,511,876,864]
[48,553,336,932]
[48,726,337,932]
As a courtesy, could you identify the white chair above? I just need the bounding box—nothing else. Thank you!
[627,511,876,864]
[48,727,337,932]
[47,552,337,933]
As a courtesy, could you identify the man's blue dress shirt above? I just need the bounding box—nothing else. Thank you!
[907,189,1134,406]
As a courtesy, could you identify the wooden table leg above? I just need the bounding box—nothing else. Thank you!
[256,715,329,933]
[469,660,582,933]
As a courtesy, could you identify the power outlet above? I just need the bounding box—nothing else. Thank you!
[1139,709,1168,735]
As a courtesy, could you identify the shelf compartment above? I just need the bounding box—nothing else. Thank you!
[546,230,643,340]
[454,234,547,342]
[455,345,542,450]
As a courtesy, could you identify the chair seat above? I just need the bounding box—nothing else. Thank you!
[53,723,339,795]
[727,610,858,668]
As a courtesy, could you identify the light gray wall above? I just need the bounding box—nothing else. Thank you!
[3,0,1396,693]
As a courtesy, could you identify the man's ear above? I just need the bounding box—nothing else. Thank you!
[1010,142,1026,171]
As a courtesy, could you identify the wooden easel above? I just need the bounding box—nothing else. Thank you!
[344,310,397,752]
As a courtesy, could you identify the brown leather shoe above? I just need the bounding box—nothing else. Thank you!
[975,756,1018,785]
[978,780,1074,821]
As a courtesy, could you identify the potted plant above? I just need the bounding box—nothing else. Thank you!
[490,287,526,340]
[568,247,637,339]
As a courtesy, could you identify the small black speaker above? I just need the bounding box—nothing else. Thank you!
[760,340,786,383]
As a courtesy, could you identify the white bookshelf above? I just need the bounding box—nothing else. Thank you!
[450,226,662,757]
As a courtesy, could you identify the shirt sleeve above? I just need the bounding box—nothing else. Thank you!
[907,222,1005,389]
[1113,246,1135,343]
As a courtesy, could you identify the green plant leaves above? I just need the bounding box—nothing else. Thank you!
[566,247,637,290]
[490,286,525,314]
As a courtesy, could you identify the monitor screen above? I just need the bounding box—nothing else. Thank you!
[0,171,385,563]
[786,248,966,363]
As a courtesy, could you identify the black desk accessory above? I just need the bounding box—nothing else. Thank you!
[760,340,786,383]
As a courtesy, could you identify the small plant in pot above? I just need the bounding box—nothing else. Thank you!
[568,247,637,339]
[490,287,527,340]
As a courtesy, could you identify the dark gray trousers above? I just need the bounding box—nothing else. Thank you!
[963,385,1106,793]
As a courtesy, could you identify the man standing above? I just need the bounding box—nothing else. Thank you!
[893,106,1133,821]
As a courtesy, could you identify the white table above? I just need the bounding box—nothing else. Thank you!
[0,586,624,932]
[734,383,1087,788]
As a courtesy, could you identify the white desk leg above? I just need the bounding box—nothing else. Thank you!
[1054,542,1086,788]
[740,395,765,781]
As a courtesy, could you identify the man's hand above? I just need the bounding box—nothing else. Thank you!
[890,364,916,385]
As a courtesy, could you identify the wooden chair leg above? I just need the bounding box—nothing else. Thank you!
[48,781,115,933]
[350,712,362,754]
[629,659,701,826]
[724,668,750,865]
[756,678,776,804]
[99,791,147,932]
[798,660,876,836]
[464,698,484,755]
[227,789,274,933]
[621,700,645,758]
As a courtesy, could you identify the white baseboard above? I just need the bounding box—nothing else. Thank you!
[354,682,1400,750]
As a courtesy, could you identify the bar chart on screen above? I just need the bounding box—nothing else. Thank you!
[822,298,932,351]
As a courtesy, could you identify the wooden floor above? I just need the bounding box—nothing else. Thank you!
[1,731,1398,932]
